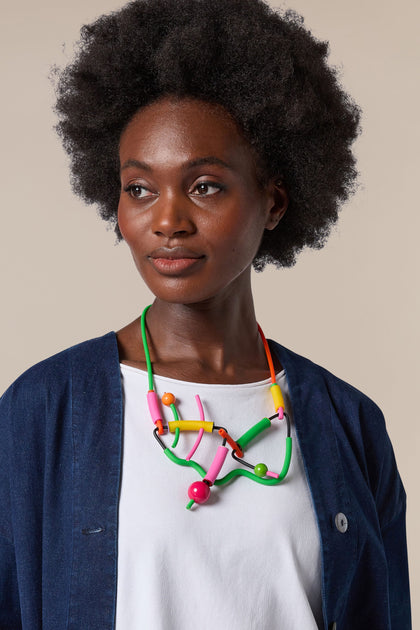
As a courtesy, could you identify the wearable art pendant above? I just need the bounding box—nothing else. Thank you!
[141,305,292,509]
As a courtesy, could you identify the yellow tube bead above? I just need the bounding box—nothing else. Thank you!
[168,420,214,433]
[270,383,285,412]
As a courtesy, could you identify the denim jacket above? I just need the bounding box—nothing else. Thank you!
[0,333,411,629]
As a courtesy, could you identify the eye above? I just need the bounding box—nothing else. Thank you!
[124,184,154,200]
[191,182,225,196]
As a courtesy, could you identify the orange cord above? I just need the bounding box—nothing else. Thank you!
[218,428,244,458]
[257,323,276,383]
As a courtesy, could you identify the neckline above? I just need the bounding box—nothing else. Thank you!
[120,362,285,389]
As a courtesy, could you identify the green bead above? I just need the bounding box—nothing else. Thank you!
[254,463,268,478]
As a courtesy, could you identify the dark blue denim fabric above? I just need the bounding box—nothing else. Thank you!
[0,333,411,629]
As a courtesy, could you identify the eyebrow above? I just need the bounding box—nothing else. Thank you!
[120,156,234,173]
[120,158,152,172]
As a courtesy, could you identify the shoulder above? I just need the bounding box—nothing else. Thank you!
[1,331,119,406]
[271,341,406,523]
[270,340,382,417]
[270,340,389,475]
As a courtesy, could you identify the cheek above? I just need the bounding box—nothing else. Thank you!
[212,220,265,277]
[224,202,267,254]
[117,201,143,251]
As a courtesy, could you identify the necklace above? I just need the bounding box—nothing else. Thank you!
[141,304,292,509]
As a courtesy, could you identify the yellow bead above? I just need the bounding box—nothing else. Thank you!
[168,420,214,433]
[271,384,285,412]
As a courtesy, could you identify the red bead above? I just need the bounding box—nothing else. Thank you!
[188,481,210,504]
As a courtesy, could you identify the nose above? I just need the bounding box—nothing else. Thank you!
[151,192,196,238]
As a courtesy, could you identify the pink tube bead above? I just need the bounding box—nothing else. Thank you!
[147,390,163,426]
[186,428,204,461]
[195,394,205,422]
[204,446,229,485]
[266,470,279,479]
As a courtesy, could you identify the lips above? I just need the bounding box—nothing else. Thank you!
[148,246,205,275]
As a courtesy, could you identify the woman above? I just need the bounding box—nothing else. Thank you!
[0,0,411,628]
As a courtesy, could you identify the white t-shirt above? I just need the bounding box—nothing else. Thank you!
[116,365,323,629]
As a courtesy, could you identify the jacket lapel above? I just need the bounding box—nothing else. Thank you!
[68,332,123,630]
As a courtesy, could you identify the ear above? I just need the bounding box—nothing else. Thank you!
[264,178,288,231]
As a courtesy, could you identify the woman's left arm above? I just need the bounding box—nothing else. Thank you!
[372,418,411,629]
[0,389,22,628]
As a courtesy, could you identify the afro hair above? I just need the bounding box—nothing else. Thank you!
[54,0,361,269]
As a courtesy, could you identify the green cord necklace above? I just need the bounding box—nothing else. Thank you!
[141,304,292,509]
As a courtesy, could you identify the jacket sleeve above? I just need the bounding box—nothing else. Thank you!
[0,536,21,629]
[381,507,411,629]
[361,395,411,629]
[374,424,411,629]
[0,386,23,629]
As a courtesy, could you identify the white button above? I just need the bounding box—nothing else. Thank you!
[335,512,348,533]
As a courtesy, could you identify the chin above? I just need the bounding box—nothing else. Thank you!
[138,262,248,306]
[143,278,226,306]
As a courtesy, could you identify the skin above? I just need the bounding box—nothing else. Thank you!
[117,97,288,384]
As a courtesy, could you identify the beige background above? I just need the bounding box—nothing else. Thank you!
[1,0,418,622]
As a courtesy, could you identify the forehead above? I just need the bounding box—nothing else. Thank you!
[119,97,256,172]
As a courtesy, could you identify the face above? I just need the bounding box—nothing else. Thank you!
[118,97,286,305]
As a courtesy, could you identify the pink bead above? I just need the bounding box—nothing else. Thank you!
[204,446,228,485]
[186,428,204,461]
[147,390,163,425]
[188,481,211,504]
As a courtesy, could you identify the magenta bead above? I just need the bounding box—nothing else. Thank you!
[188,481,211,504]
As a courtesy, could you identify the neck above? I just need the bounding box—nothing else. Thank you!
[118,273,281,383]
[149,287,258,367]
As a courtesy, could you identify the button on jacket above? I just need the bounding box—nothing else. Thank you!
[0,333,411,629]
